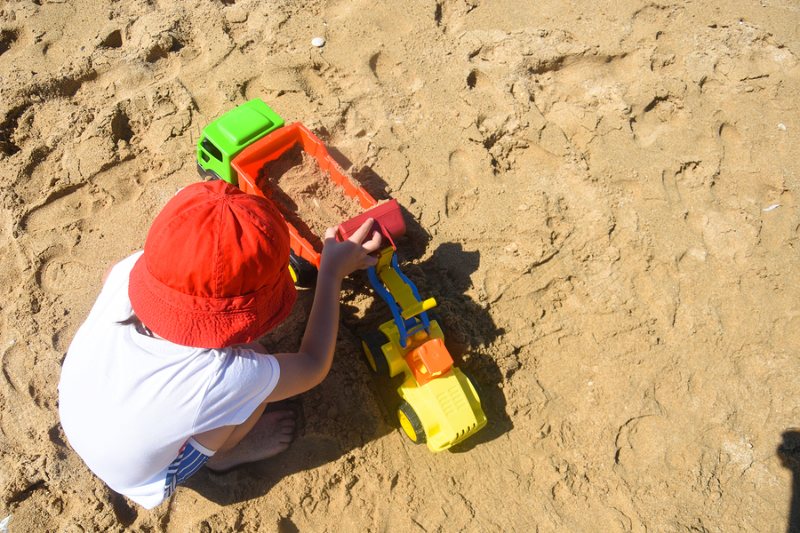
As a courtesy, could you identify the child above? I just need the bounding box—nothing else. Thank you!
[58,180,381,509]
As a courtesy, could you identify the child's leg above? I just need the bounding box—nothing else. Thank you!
[204,409,296,473]
[193,398,271,453]
[163,402,297,497]
[191,399,298,473]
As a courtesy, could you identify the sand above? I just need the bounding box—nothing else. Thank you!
[1,0,799,531]
[258,144,364,241]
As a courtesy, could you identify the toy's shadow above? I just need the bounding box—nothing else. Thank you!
[342,245,511,453]
[778,430,800,533]
[397,243,511,453]
[332,149,511,453]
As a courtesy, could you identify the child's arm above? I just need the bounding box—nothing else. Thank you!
[268,219,382,401]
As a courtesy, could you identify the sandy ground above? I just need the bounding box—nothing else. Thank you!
[1,0,799,531]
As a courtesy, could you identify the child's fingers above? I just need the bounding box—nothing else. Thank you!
[361,230,383,253]
[324,227,337,241]
[348,218,374,244]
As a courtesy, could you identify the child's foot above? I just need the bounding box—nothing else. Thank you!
[205,409,297,474]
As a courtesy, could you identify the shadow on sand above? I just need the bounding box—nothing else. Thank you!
[779,430,800,533]
[186,143,509,506]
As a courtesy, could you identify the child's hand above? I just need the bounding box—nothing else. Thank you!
[319,219,383,279]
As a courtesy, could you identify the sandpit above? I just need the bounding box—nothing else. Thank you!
[0,1,799,531]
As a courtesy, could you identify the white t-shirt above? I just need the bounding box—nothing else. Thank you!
[58,252,280,509]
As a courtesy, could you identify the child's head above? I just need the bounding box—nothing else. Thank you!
[128,181,297,348]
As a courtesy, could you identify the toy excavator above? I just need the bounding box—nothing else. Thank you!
[197,99,487,451]
[338,211,487,451]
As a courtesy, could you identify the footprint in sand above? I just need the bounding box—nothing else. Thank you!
[1,341,29,396]
[434,0,480,34]
[18,184,90,234]
[297,63,333,101]
[447,148,488,188]
[128,12,186,65]
[38,255,93,295]
[368,50,425,96]
[368,51,396,82]
[629,95,688,148]
[466,68,493,91]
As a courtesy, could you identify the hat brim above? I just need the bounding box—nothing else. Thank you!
[128,254,297,349]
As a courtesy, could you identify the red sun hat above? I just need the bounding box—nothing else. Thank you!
[128,180,297,348]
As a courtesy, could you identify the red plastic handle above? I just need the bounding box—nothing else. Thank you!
[336,199,405,249]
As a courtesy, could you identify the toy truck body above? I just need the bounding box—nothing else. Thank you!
[196,99,284,184]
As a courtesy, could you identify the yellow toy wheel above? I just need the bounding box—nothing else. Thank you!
[397,401,426,444]
[289,251,317,288]
[461,370,483,405]
[361,330,389,376]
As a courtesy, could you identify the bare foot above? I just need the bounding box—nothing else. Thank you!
[206,410,297,474]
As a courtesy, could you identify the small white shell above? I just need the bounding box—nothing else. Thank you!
[311,37,326,48]
[762,204,781,212]
[778,123,787,131]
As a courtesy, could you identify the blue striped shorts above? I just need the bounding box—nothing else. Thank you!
[163,438,214,498]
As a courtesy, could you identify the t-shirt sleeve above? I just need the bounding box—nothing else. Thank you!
[83,252,142,325]
[192,348,281,433]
